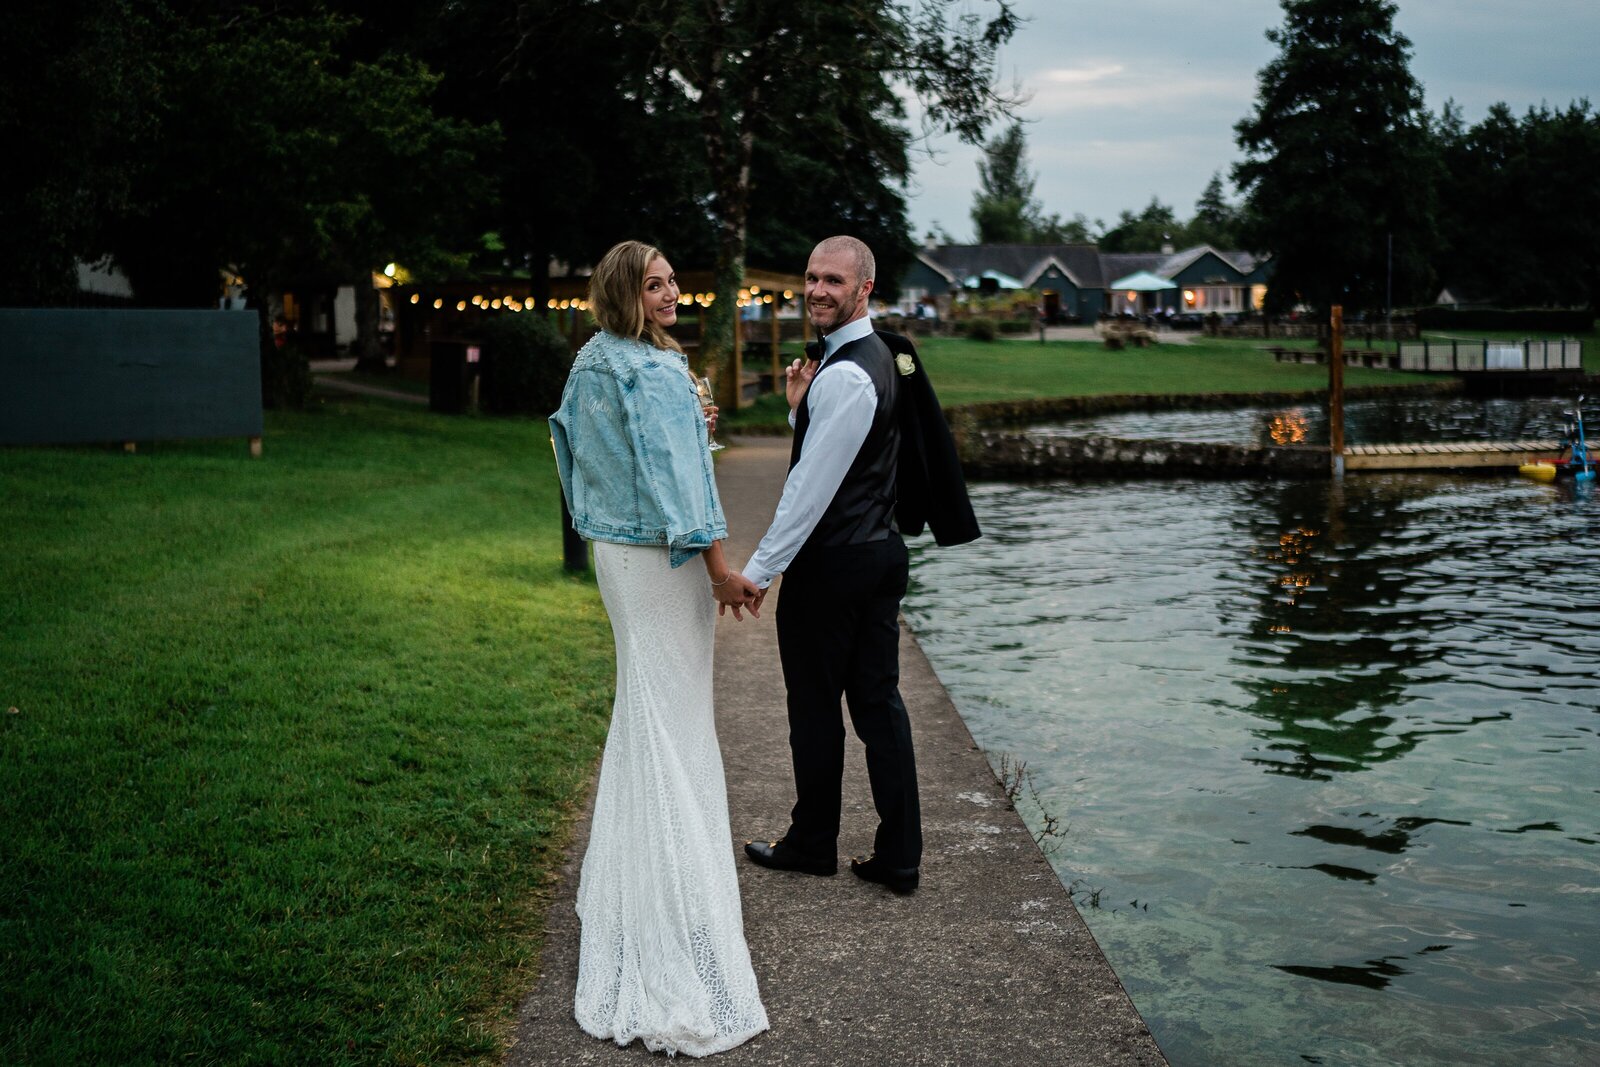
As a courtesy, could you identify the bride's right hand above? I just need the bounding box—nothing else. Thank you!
[713,571,763,620]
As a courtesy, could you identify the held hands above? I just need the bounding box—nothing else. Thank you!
[785,358,819,410]
[703,402,719,435]
[711,571,764,620]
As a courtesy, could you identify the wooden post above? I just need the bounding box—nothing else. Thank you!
[249,436,262,458]
[1329,304,1345,478]
[731,310,743,411]
[770,305,781,397]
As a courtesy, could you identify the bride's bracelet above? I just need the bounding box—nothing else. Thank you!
[709,572,732,587]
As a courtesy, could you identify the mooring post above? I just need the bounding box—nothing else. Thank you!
[1329,304,1345,478]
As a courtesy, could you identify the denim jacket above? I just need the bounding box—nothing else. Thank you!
[549,331,727,567]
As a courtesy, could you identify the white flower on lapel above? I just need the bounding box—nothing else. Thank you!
[895,353,915,376]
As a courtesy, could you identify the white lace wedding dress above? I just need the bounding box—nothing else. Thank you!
[574,541,769,1056]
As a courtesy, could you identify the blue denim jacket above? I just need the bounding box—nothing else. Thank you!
[549,331,727,567]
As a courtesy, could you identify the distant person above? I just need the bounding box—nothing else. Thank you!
[549,239,768,1056]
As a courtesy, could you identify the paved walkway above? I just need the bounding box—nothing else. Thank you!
[1022,325,1194,345]
[506,435,1166,1066]
[310,362,428,405]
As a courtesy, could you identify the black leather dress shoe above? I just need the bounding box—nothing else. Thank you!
[850,854,919,895]
[743,839,837,876]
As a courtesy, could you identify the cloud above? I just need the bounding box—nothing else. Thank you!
[1041,62,1125,85]
[1027,59,1255,115]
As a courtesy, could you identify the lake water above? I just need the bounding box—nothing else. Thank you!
[903,402,1599,1066]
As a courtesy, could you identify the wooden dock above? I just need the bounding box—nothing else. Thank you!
[1343,439,1560,471]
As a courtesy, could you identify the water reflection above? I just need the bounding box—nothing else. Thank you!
[902,452,1600,1067]
[1230,479,1452,779]
[1267,410,1310,445]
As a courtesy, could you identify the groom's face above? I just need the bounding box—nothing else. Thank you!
[805,248,873,334]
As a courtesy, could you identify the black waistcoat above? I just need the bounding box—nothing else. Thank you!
[790,332,900,548]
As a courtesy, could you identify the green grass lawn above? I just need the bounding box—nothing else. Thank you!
[723,334,1433,428]
[0,398,614,1065]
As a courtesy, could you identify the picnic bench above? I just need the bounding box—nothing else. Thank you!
[1098,320,1158,349]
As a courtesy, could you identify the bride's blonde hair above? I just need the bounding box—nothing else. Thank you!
[588,240,683,353]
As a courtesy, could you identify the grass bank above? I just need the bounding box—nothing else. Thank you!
[724,334,1433,429]
[0,398,614,1065]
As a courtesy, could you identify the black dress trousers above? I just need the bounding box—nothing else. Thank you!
[774,533,922,870]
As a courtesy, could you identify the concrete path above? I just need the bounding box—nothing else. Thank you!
[506,435,1167,1066]
[310,359,428,405]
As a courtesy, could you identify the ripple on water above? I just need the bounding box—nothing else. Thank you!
[904,466,1600,1067]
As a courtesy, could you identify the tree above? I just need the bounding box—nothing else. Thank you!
[1233,0,1438,314]
[1188,173,1241,249]
[1435,100,1600,309]
[616,0,1021,407]
[0,1,158,304]
[1032,213,1100,244]
[400,2,714,311]
[96,4,493,398]
[971,123,1039,243]
[1098,198,1181,253]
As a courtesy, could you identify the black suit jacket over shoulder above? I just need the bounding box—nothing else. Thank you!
[875,330,980,547]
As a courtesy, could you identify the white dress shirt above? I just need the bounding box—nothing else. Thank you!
[742,315,879,588]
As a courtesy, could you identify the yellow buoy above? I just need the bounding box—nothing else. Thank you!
[1518,462,1557,482]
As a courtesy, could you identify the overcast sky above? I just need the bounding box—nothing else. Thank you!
[902,0,1598,242]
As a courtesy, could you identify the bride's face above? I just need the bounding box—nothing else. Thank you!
[641,257,679,331]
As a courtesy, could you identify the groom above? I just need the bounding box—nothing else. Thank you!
[740,235,975,895]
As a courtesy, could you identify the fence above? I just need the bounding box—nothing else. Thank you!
[1396,338,1584,373]
[1212,320,1420,341]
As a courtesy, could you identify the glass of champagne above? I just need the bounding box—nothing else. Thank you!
[695,375,726,452]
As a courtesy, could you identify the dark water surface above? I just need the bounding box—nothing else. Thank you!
[904,463,1599,1066]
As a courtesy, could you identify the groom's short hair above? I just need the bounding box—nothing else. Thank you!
[813,236,875,290]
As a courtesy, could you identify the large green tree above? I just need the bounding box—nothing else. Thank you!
[971,123,1040,243]
[1098,197,1181,253]
[616,0,1021,407]
[99,3,493,387]
[0,0,158,304]
[1187,173,1241,249]
[112,5,489,301]
[1435,100,1600,309]
[1233,0,1438,314]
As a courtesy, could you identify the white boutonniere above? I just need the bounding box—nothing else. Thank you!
[895,353,915,376]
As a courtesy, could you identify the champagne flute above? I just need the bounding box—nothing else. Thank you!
[695,375,726,452]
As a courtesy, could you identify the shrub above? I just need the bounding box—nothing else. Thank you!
[475,314,573,416]
[965,317,999,342]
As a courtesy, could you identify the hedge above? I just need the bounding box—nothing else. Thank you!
[1414,307,1595,333]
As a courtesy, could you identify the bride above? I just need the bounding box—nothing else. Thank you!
[548,240,769,1056]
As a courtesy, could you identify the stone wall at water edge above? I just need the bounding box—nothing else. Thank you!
[960,431,1330,480]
